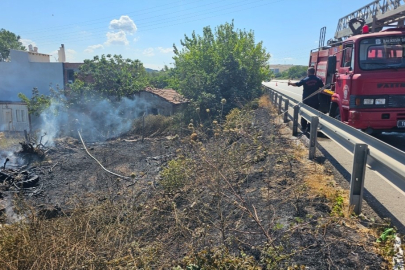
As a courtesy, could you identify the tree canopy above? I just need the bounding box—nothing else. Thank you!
[275,65,307,79]
[72,54,148,100]
[0,28,26,61]
[147,65,177,89]
[172,21,271,118]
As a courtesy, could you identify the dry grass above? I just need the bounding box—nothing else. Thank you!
[131,114,178,137]
[258,95,272,108]
[0,132,23,149]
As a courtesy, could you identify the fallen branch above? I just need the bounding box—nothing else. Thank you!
[77,130,130,180]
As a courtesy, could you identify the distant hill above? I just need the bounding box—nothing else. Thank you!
[145,68,159,73]
[270,64,306,73]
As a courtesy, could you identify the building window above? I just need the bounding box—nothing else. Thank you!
[16,110,20,122]
[16,110,26,122]
[67,69,75,83]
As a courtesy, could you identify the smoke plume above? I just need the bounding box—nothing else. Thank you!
[35,96,150,144]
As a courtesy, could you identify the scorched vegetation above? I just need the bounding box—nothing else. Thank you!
[0,96,395,269]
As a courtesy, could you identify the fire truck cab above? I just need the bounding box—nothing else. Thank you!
[311,9,405,134]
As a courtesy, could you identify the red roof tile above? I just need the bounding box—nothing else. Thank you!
[144,87,188,104]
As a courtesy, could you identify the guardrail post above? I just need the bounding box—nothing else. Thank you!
[278,96,283,114]
[283,99,289,123]
[308,116,319,160]
[292,105,299,136]
[350,144,368,215]
[274,93,278,104]
[270,91,273,103]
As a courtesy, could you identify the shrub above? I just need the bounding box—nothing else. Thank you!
[160,158,191,192]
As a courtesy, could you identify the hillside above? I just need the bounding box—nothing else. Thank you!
[270,64,305,73]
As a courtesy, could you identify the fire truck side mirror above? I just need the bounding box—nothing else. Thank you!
[327,56,337,75]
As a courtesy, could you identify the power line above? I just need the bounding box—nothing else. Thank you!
[29,0,280,47]
[30,0,260,43]
[17,0,206,35]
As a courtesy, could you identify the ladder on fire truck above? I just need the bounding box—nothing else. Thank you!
[334,0,405,40]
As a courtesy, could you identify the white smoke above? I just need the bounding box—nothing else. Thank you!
[5,194,25,224]
[36,96,150,144]
[0,149,24,168]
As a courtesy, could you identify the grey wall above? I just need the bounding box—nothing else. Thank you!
[0,50,64,101]
[138,91,174,116]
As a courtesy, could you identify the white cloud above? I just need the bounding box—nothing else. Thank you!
[66,49,77,62]
[143,48,154,57]
[48,50,58,62]
[84,44,104,53]
[109,15,137,34]
[20,39,37,48]
[105,30,129,46]
[133,37,139,43]
[47,49,76,62]
[157,47,172,54]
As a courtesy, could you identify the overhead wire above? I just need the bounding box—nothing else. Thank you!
[17,0,205,35]
[27,0,256,40]
[18,0,304,66]
[25,0,283,46]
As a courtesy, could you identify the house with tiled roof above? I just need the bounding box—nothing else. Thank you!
[135,87,189,116]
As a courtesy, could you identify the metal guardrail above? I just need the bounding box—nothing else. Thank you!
[265,85,405,212]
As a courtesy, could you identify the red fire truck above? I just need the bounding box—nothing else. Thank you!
[311,0,405,134]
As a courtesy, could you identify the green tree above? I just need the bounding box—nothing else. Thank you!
[0,28,26,61]
[172,21,270,119]
[282,65,307,79]
[74,54,148,99]
[147,65,178,89]
[18,88,51,116]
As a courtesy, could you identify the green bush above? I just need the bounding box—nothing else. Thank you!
[160,159,190,192]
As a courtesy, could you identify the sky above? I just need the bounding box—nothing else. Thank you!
[1,0,376,70]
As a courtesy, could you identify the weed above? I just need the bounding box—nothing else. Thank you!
[160,158,191,192]
[377,228,395,243]
[294,217,304,223]
[332,191,345,217]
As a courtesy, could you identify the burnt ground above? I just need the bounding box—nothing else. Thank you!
[0,106,398,269]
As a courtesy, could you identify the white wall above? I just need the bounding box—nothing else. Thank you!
[0,102,30,132]
[28,52,50,62]
[0,50,63,101]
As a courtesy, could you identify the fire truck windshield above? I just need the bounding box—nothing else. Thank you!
[359,36,405,70]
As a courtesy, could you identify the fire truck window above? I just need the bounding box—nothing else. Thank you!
[359,37,405,69]
[342,46,353,68]
[367,48,383,59]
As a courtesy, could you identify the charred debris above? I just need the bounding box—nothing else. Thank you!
[0,131,49,197]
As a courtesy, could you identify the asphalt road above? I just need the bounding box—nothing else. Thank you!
[263,80,405,232]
